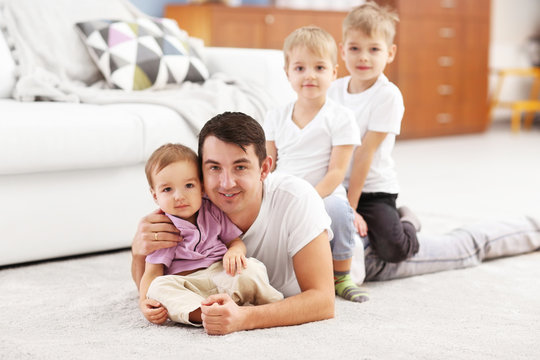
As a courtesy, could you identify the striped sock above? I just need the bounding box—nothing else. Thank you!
[334,271,369,303]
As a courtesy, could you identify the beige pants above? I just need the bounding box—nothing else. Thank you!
[147,257,283,326]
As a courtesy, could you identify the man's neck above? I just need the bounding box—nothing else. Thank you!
[229,184,264,233]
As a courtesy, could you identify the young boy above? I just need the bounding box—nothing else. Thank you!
[139,143,283,326]
[328,2,421,264]
[264,26,368,303]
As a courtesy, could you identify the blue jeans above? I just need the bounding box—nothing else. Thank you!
[351,216,540,284]
[324,195,358,261]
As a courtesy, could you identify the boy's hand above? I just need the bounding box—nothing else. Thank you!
[223,248,247,276]
[139,298,168,325]
[354,211,368,237]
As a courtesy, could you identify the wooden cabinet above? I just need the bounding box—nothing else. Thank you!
[393,0,491,138]
[164,4,351,77]
[165,1,490,138]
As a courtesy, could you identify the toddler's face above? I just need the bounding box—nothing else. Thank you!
[151,160,202,224]
[285,45,337,102]
[341,29,396,89]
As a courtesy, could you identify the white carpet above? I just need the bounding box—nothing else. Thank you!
[1,121,539,359]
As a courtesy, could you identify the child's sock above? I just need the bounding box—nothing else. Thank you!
[334,271,369,303]
[398,205,422,232]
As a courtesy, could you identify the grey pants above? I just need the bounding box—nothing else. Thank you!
[351,216,540,283]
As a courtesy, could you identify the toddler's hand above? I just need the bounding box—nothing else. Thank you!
[139,298,168,325]
[223,249,247,276]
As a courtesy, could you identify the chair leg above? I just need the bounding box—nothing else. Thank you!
[511,109,521,133]
[523,112,535,129]
[524,76,540,129]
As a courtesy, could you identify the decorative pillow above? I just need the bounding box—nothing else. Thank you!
[75,17,209,91]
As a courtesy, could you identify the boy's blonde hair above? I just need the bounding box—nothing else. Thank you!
[145,143,199,189]
[343,1,399,45]
[283,25,338,68]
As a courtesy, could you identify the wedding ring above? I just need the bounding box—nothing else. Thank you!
[154,232,158,241]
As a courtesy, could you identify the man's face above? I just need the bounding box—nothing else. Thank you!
[201,136,270,226]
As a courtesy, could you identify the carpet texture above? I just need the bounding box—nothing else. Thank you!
[1,123,539,359]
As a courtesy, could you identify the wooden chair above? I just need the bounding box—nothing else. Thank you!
[488,67,540,132]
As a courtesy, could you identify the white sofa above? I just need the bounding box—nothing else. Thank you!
[0,25,294,266]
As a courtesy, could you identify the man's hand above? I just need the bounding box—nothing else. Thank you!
[132,209,183,289]
[353,211,368,237]
[200,294,247,335]
[139,298,168,325]
[132,208,183,257]
[223,248,247,276]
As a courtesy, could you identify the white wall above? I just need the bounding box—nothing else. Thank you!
[489,0,540,121]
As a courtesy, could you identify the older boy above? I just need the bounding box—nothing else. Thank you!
[328,2,420,264]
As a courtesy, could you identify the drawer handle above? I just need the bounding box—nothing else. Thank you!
[436,113,453,123]
[439,27,455,38]
[265,14,275,25]
[438,56,454,67]
[438,84,454,95]
[440,0,456,9]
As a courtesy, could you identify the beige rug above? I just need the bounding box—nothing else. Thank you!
[1,122,539,359]
[1,249,539,359]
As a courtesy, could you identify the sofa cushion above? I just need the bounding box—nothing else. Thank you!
[0,27,16,98]
[0,100,144,175]
[0,100,199,176]
[75,17,209,91]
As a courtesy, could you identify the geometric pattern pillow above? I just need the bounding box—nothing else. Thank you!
[75,17,209,91]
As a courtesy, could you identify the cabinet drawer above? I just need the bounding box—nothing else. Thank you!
[399,19,461,48]
[399,72,460,106]
[398,0,489,18]
[398,47,461,76]
[212,10,266,47]
[399,0,462,18]
[401,104,462,137]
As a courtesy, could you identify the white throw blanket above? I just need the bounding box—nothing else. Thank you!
[0,0,272,130]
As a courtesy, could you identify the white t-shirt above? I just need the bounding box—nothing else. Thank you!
[241,172,333,297]
[263,98,360,198]
[328,74,404,194]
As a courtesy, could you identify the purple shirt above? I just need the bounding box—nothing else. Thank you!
[145,198,242,275]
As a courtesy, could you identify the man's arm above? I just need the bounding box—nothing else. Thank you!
[131,208,182,290]
[200,231,334,335]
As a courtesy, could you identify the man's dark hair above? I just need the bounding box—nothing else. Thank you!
[198,112,267,166]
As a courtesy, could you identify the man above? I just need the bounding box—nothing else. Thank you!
[132,112,540,333]
[131,112,335,335]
